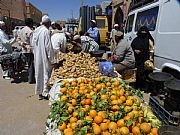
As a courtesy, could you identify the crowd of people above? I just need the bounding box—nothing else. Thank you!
[0,15,154,100]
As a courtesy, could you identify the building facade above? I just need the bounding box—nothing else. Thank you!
[112,0,131,28]
[26,2,42,24]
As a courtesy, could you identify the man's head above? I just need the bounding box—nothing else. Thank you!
[114,24,119,30]
[115,31,124,43]
[25,18,33,28]
[0,21,6,30]
[41,15,51,28]
[90,20,96,28]
[73,35,81,43]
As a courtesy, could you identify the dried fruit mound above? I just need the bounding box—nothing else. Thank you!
[48,78,160,135]
[52,52,102,80]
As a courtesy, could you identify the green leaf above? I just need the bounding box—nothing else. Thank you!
[126,119,133,126]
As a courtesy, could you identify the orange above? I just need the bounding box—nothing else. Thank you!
[64,128,72,134]
[117,119,125,128]
[114,81,120,87]
[138,117,143,123]
[132,110,139,118]
[117,99,123,105]
[61,87,67,93]
[85,99,91,105]
[120,96,126,103]
[127,112,134,118]
[140,123,151,134]
[89,110,97,118]
[86,94,91,99]
[139,110,144,117]
[151,128,158,135]
[124,106,131,112]
[101,83,106,88]
[94,116,103,124]
[123,116,131,121]
[68,106,73,113]
[132,126,141,135]
[101,95,108,100]
[111,100,118,105]
[93,124,101,135]
[119,89,125,96]
[108,122,117,131]
[81,99,86,105]
[98,111,106,119]
[90,91,95,96]
[100,123,108,131]
[69,117,77,123]
[85,105,90,111]
[95,77,101,82]
[126,99,133,106]
[64,131,73,135]
[71,99,76,106]
[94,88,98,92]
[61,95,68,101]
[71,81,77,87]
[106,82,111,87]
[110,95,117,100]
[58,123,67,131]
[70,122,76,130]
[112,105,120,111]
[119,127,130,135]
[96,84,102,91]
[77,120,82,125]
[102,131,111,135]
[85,116,92,120]
[73,111,78,117]
[135,99,141,106]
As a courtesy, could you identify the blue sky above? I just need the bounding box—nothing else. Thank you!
[27,0,108,21]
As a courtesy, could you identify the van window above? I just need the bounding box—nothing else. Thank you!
[96,19,105,28]
[125,14,134,33]
[135,6,159,31]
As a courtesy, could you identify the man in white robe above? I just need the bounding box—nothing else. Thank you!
[32,15,55,99]
[0,21,16,79]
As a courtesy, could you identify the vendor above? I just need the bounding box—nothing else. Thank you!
[110,31,135,74]
[72,33,99,53]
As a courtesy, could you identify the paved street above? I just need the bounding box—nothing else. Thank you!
[0,70,49,135]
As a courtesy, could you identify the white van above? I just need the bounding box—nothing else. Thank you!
[124,0,180,79]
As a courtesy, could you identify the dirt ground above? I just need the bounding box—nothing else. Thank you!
[0,69,49,135]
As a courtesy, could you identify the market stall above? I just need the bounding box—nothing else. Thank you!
[45,51,162,135]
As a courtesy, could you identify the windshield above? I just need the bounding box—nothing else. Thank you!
[125,14,135,33]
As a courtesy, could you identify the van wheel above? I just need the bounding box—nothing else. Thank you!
[162,67,180,79]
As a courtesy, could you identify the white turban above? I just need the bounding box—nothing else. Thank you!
[73,35,80,40]
[42,15,51,23]
[0,21,5,27]
[114,24,119,27]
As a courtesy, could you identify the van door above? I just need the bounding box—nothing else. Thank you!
[124,14,136,44]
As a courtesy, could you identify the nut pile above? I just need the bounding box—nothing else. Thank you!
[52,52,102,79]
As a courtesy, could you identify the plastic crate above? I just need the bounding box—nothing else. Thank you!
[149,96,180,126]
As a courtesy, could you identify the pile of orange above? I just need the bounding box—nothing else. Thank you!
[50,77,158,135]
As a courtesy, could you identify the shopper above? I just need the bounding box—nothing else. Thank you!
[110,31,135,74]
[0,21,16,79]
[18,18,35,83]
[87,20,100,44]
[32,15,55,100]
[51,23,67,63]
[131,26,154,89]
[110,24,119,51]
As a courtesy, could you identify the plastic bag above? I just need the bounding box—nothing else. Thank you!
[99,62,114,75]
